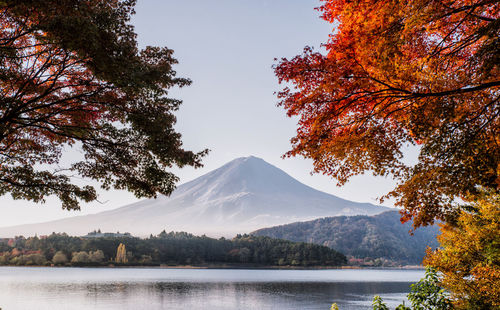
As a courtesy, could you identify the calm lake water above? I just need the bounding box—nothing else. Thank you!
[0,267,424,310]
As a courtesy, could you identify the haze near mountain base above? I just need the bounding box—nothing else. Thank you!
[0,156,390,237]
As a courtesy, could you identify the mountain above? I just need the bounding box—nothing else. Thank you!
[252,211,439,265]
[0,156,390,237]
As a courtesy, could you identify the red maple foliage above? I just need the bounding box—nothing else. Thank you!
[275,0,499,227]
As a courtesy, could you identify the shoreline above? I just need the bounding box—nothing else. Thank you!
[0,264,425,270]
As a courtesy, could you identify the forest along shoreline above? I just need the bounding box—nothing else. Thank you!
[0,232,348,268]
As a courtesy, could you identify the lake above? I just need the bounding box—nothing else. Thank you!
[0,267,424,309]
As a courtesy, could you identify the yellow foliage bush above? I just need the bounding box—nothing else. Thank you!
[425,191,500,309]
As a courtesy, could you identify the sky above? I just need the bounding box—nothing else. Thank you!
[0,0,399,227]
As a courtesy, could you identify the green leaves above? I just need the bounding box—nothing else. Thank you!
[407,267,453,310]
[330,303,339,310]
[367,268,452,310]
[372,296,390,310]
[330,268,453,309]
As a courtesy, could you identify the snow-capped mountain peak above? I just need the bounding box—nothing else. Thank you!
[0,156,390,237]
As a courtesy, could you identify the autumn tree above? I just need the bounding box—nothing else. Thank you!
[88,249,105,263]
[425,191,500,309]
[275,0,499,227]
[71,251,90,264]
[0,0,207,209]
[51,251,68,265]
[115,243,127,263]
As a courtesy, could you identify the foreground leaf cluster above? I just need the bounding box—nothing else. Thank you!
[332,268,452,310]
[0,0,207,209]
[425,191,500,309]
[275,0,499,228]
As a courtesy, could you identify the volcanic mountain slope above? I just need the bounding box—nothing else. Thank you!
[0,156,390,237]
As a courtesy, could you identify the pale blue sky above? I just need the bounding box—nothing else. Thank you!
[0,0,398,227]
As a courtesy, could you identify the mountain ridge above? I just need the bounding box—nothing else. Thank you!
[0,156,391,237]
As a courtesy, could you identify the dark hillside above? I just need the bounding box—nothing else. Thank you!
[252,211,439,265]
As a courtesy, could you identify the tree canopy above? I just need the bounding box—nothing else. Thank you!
[0,0,207,209]
[275,0,499,227]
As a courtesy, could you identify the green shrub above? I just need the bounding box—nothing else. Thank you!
[331,268,453,310]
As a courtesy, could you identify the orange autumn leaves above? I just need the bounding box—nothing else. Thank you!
[275,0,499,227]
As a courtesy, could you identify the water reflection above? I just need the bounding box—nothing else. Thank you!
[0,267,421,310]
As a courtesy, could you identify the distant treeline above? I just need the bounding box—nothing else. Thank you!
[0,232,347,267]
